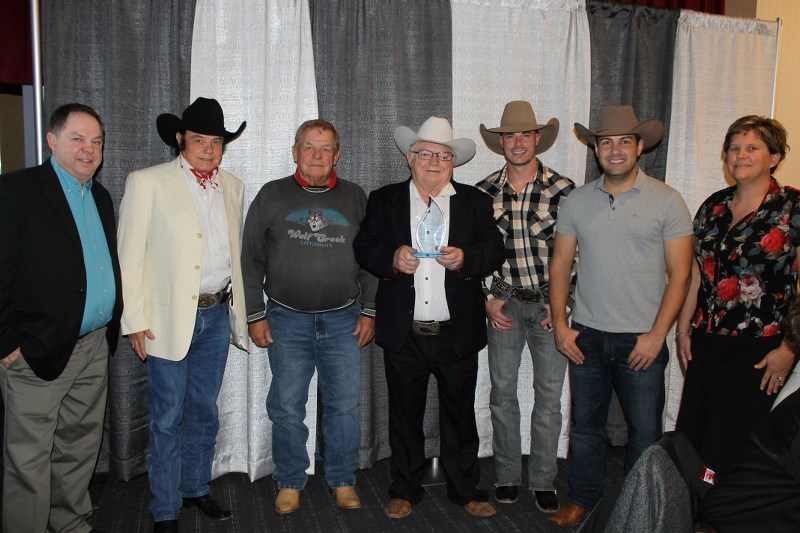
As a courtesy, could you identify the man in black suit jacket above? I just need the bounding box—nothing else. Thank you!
[354,116,504,520]
[0,103,122,533]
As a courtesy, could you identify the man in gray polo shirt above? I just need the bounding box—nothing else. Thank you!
[547,106,693,527]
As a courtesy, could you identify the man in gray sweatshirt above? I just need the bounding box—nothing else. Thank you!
[242,119,376,516]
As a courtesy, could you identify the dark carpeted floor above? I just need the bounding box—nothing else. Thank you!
[88,450,626,533]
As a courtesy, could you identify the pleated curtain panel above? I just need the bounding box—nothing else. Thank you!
[41,0,777,482]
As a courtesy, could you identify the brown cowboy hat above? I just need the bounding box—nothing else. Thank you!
[479,101,559,155]
[157,97,246,148]
[574,105,663,150]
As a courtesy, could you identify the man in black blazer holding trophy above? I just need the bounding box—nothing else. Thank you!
[354,116,504,521]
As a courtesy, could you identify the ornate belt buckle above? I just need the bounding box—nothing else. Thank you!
[413,321,440,336]
[515,289,541,304]
[198,293,217,309]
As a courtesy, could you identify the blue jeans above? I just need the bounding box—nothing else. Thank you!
[487,298,567,490]
[266,301,361,489]
[147,303,230,521]
[568,322,667,509]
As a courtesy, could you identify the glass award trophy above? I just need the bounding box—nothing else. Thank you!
[412,197,447,258]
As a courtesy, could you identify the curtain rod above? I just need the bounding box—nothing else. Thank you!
[771,17,782,119]
[30,0,44,164]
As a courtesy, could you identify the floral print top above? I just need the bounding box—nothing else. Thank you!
[691,178,800,337]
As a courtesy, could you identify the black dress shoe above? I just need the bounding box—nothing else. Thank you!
[182,494,232,521]
[495,485,518,504]
[534,490,560,513]
[153,520,178,533]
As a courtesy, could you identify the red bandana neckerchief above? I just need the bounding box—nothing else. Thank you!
[189,166,220,191]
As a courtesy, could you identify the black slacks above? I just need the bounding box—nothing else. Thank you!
[384,325,483,505]
[676,331,782,478]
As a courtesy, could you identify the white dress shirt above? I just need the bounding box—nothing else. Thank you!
[181,156,231,294]
[409,180,454,321]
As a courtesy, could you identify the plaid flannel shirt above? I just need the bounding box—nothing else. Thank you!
[475,161,575,292]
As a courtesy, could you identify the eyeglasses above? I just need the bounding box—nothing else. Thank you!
[411,149,455,162]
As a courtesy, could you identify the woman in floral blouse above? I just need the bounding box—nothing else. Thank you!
[675,115,799,479]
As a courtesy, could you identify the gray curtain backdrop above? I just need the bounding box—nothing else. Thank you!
[584,1,680,183]
[309,0,453,467]
[310,0,452,194]
[43,0,197,480]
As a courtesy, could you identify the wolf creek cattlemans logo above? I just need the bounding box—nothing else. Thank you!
[286,208,349,248]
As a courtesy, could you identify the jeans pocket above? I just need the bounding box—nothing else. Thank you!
[266,301,283,318]
[572,323,589,347]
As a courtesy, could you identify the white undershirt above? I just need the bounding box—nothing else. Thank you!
[409,180,454,321]
[181,156,232,294]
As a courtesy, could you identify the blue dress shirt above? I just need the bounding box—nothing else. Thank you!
[52,158,116,335]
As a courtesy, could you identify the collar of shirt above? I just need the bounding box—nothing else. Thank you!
[595,167,644,195]
[51,157,93,196]
[410,179,456,201]
[477,160,548,199]
[294,168,337,191]
[180,155,222,193]
[499,160,548,190]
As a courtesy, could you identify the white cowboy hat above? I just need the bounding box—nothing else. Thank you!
[394,116,476,167]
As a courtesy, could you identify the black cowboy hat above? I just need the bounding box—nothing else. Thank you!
[156,97,246,148]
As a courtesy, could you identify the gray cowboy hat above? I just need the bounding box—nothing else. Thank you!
[479,100,559,155]
[575,105,663,150]
[157,97,246,148]
[394,116,476,167]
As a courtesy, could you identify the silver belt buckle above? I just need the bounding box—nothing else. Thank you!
[514,288,541,303]
[413,321,441,336]
[198,293,217,309]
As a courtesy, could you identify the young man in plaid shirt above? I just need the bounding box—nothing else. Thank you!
[476,101,575,513]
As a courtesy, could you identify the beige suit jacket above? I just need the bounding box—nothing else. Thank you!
[118,157,248,360]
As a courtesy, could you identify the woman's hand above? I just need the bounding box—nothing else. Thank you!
[755,340,796,395]
[676,332,692,370]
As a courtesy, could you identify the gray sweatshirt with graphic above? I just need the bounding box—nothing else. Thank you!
[242,175,377,321]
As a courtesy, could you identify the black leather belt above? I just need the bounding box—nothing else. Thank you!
[412,320,451,336]
[491,276,548,304]
[198,287,231,309]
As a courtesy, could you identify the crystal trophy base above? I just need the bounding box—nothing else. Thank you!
[412,250,445,258]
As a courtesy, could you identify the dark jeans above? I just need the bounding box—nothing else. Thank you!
[568,323,667,509]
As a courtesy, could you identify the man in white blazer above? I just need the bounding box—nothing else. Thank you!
[117,98,248,533]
